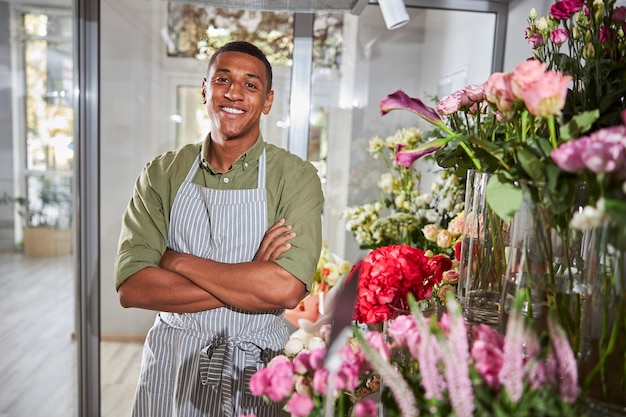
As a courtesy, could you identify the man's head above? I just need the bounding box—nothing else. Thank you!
[207,41,273,93]
[202,41,275,145]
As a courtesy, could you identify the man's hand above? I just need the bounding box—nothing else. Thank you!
[253,218,295,262]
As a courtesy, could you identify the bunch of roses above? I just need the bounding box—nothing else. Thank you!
[525,0,626,129]
[246,332,381,417]
[356,298,583,417]
[351,244,452,324]
[381,58,573,223]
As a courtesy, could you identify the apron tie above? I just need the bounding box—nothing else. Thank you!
[199,336,264,386]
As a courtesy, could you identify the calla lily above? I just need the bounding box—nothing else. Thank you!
[395,137,452,168]
[380,90,445,127]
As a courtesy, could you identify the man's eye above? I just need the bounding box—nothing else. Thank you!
[246,83,258,89]
[215,77,229,83]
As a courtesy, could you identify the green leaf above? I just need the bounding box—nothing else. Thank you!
[516,148,545,184]
[485,176,523,222]
[559,109,599,140]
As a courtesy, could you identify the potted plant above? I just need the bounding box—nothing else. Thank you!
[1,177,73,256]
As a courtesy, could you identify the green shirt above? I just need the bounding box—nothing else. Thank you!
[114,135,324,293]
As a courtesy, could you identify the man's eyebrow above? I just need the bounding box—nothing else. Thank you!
[213,68,263,83]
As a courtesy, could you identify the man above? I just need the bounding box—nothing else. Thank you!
[114,41,324,417]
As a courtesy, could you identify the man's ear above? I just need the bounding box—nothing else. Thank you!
[201,78,207,104]
[262,89,274,115]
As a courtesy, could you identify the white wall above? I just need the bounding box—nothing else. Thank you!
[100,0,169,336]
[503,0,551,71]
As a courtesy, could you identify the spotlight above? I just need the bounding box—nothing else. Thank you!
[379,0,410,30]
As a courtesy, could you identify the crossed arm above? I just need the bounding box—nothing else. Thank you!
[118,219,305,313]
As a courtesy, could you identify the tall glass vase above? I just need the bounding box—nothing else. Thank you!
[578,222,626,410]
[458,170,508,326]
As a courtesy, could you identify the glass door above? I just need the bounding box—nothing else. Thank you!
[0,3,78,416]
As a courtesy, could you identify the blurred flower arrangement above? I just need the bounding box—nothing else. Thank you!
[342,127,465,256]
[374,0,626,409]
[356,297,585,417]
[243,297,585,417]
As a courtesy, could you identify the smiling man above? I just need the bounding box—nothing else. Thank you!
[114,41,324,417]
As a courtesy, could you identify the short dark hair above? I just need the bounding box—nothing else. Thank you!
[207,41,273,92]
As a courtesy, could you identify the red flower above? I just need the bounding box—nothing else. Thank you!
[352,244,451,324]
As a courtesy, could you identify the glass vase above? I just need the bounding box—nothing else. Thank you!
[578,222,626,409]
[499,191,586,341]
[458,170,508,326]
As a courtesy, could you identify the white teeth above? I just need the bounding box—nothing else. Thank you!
[223,107,244,114]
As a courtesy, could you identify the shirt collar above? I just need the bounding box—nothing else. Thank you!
[200,133,265,173]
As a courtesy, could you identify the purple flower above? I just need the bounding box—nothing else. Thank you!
[380,89,444,125]
[395,138,450,168]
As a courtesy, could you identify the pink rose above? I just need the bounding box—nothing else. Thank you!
[550,27,569,45]
[550,0,584,20]
[308,347,327,370]
[249,368,270,396]
[612,6,626,23]
[286,392,314,417]
[471,324,505,389]
[527,32,544,49]
[437,92,463,115]
[484,72,517,112]
[312,367,329,394]
[442,269,459,284]
[510,59,547,99]
[292,350,311,374]
[463,83,485,102]
[353,399,379,417]
[387,314,419,346]
[600,25,611,44]
[364,331,392,361]
[519,70,571,117]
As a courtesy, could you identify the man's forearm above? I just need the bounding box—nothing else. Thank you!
[118,266,226,313]
[161,251,305,311]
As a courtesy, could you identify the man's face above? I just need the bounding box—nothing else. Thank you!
[202,51,274,143]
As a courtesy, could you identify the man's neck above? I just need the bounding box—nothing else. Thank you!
[205,134,257,173]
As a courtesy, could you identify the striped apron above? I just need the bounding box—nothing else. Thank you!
[131,149,287,417]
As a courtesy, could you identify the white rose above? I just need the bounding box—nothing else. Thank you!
[436,229,454,248]
[307,336,326,351]
[285,337,305,357]
[422,224,439,242]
